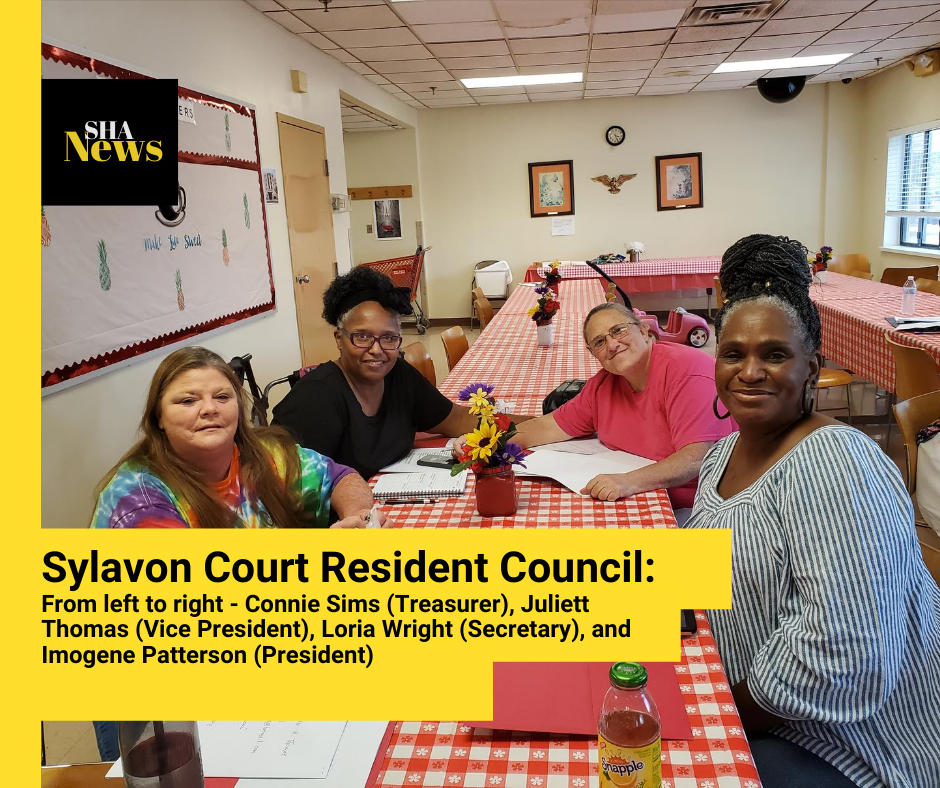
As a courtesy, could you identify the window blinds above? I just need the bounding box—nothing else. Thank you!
[885,122,940,217]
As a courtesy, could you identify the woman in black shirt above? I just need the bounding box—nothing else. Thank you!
[273,267,481,479]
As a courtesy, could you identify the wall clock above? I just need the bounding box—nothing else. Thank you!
[605,125,625,146]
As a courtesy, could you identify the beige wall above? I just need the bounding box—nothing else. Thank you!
[855,64,940,280]
[41,0,415,528]
[345,128,422,264]
[416,86,836,318]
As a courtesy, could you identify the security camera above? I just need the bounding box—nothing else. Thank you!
[841,77,852,84]
[756,76,806,103]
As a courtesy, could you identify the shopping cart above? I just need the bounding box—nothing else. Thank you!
[358,245,431,334]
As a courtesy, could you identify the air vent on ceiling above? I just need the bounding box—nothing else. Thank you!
[684,0,785,26]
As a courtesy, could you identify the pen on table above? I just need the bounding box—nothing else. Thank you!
[382,498,433,505]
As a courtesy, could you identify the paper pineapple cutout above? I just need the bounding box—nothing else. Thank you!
[97,239,111,291]
[175,268,185,311]
[224,113,231,152]
[41,206,51,247]
[243,193,250,228]
[222,228,230,266]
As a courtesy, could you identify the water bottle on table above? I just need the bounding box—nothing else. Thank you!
[901,276,917,316]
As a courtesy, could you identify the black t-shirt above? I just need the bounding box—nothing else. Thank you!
[272,359,454,480]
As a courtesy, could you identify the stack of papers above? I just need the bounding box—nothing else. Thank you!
[886,316,940,332]
[516,440,654,494]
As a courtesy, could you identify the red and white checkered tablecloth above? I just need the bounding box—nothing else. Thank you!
[808,272,913,301]
[812,288,940,392]
[525,259,722,295]
[371,612,762,788]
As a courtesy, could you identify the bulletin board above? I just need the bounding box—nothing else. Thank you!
[41,43,275,390]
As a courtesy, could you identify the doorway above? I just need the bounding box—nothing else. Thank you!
[276,113,337,367]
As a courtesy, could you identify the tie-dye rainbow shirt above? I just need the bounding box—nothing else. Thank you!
[91,444,354,529]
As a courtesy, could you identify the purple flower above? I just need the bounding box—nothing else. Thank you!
[458,382,494,401]
[498,441,528,467]
[821,245,833,253]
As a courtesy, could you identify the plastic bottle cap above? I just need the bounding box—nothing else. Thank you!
[609,662,648,689]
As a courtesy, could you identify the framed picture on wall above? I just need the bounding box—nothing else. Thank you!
[655,152,703,211]
[374,198,402,240]
[528,160,575,218]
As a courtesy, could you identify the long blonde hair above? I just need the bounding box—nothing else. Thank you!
[94,347,310,528]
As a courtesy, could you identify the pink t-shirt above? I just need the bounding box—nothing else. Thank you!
[553,342,733,509]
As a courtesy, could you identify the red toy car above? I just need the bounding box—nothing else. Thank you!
[633,307,710,348]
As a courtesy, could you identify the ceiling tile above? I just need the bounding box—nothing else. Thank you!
[494,0,592,22]
[737,32,823,50]
[279,0,384,7]
[773,0,870,17]
[591,30,673,48]
[570,77,644,88]
[392,0,495,25]
[672,21,761,42]
[815,24,908,43]
[638,85,690,94]
[762,66,827,77]
[293,5,401,30]
[893,20,940,36]
[725,47,804,61]
[265,11,313,33]
[821,61,883,73]
[597,0,691,10]
[840,6,937,27]
[843,49,914,62]
[529,90,586,100]
[518,64,587,75]
[364,74,391,84]
[524,82,588,92]
[756,14,853,35]
[700,70,765,82]
[348,44,432,61]
[586,69,652,81]
[245,0,280,11]
[374,59,445,73]
[427,41,510,57]
[325,28,420,47]
[650,62,716,76]
[509,35,590,54]
[644,75,702,85]
[594,8,687,33]
[420,96,478,106]
[476,94,531,103]
[927,10,940,22]
[298,31,339,48]
[461,86,527,95]
[504,19,591,38]
[798,42,878,57]
[439,55,517,69]
[388,70,455,83]
[588,59,659,72]
[866,0,940,8]
[663,39,744,57]
[514,52,588,66]
[654,52,729,66]
[325,48,358,64]
[448,66,519,78]
[590,44,665,61]
[692,81,746,91]
[883,32,940,46]
[347,62,375,74]
[585,87,641,96]
[406,87,470,97]
[401,79,464,91]
[412,21,504,43]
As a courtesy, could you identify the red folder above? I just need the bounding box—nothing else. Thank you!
[469,662,692,740]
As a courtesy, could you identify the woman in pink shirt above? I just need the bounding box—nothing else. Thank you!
[514,302,734,514]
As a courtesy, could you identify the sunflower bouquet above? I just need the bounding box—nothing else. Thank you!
[528,284,560,325]
[542,259,562,285]
[809,245,833,273]
[452,382,527,475]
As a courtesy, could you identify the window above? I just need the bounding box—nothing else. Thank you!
[885,122,940,252]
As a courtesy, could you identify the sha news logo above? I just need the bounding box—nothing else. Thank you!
[65,121,163,163]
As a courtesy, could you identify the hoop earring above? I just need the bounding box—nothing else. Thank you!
[801,380,815,416]
[712,396,731,420]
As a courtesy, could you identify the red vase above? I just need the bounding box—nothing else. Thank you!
[474,466,518,517]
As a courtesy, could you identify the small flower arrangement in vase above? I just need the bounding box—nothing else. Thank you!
[809,245,833,283]
[528,285,560,346]
[542,259,562,286]
[625,241,644,262]
[453,383,527,517]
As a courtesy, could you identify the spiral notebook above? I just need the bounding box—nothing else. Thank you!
[372,470,468,500]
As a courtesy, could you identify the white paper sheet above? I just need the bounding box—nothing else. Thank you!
[379,448,453,473]
[551,216,575,236]
[532,438,608,455]
[515,449,654,494]
[106,721,346,780]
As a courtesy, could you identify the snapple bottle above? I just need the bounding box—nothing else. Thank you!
[598,662,661,788]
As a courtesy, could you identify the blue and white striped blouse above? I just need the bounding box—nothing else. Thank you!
[685,425,940,788]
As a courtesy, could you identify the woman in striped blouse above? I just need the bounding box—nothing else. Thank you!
[685,234,940,788]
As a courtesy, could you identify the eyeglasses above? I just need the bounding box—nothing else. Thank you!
[342,329,403,350]
[587,322,639,353]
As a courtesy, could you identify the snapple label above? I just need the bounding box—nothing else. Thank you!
[598,715,661,788]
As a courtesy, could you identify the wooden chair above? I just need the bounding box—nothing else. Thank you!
[714,276,725,308]
[816,368,854,422]
[885,333,940,403]
[915,277,940,296]
[828,253,870,276]
[441,326,469,371]
[846,270,874,280]
[473,292,495,330]
[881,266,939,287]
[402,341,436,387]
[470,286,485,330]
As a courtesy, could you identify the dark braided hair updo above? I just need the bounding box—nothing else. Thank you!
[715,234,821,354]
[322,266,414,327]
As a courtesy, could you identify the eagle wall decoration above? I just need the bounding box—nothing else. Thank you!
[591,174,637,194]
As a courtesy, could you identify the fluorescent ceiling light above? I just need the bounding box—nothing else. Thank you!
[713,53,852,74]
[462,72,583,88]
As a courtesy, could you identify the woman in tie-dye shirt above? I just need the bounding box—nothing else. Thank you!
[91,346,381,529]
